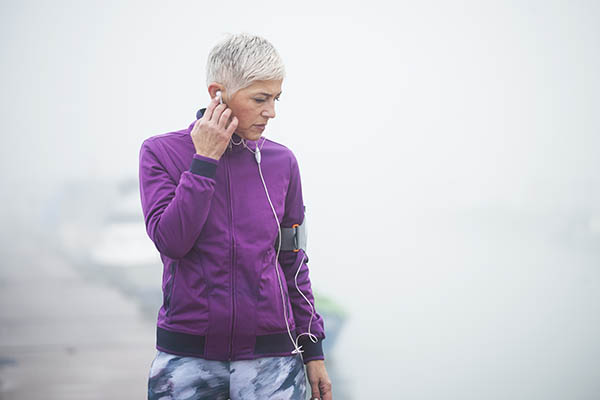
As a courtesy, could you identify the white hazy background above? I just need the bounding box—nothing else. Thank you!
[2,0,600,398]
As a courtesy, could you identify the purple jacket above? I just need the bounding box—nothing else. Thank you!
[138,108,326,364]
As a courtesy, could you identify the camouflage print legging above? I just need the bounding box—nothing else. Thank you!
[148,350,308,400]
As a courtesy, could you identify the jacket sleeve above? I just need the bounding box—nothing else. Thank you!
[138,139,219,259]
[277,152,326,364]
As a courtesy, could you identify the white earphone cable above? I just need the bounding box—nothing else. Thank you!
[244,138,318,355]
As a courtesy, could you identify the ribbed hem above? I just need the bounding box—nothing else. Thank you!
[190,154,218,178]
[298,336,324,364]
[156,326,303,359]
[302,354,325,364]
[157,327,206,356]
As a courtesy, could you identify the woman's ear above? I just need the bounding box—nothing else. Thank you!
[208,83,225,101]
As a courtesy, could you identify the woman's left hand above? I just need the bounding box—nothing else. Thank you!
[305,359,333,400]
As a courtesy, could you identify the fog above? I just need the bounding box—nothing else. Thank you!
[1,0,599,398]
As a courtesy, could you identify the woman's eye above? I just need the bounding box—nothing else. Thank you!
[254,97,280,103]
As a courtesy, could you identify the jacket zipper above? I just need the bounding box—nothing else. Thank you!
[225,156,236,360]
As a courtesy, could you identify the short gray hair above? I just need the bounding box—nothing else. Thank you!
[206,33,285,97]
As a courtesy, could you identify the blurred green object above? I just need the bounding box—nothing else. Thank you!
[312,290,347,358]
[314,291,348,317]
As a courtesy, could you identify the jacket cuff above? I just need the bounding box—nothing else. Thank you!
[190,154,219,178]
[299,336,324,364]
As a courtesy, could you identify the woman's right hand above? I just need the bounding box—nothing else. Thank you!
[191,96,238,160]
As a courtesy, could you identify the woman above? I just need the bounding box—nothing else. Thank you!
[139,33,333,399]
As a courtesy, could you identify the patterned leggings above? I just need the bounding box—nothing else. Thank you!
[148,350,308,400]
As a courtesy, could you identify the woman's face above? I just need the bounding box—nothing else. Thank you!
[224,79,283,141]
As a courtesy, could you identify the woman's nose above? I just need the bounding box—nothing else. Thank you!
[261,101,276,119]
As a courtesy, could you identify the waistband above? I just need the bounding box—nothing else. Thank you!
[156,326,300,360]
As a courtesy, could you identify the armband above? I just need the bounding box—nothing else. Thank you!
[276,207,307,252]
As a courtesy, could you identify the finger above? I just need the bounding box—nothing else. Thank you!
[203,95,220,121]
[211,103,227,123]
[310,381,320,400]
[321,379,333,400]
[218,108,232,129]
[225,116,238,136]
[192,117,203,132]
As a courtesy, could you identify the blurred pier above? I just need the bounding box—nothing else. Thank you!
[0,227,156,399]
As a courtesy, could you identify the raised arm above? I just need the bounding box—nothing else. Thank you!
[139,96,238,259]
[138,143,219,259]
